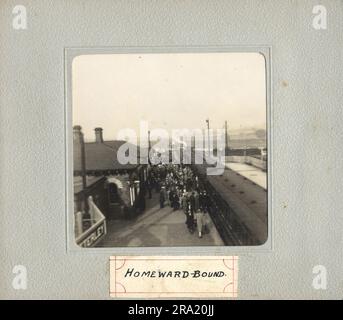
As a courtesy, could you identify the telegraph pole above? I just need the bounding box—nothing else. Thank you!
[148,130,151,165]
[225,120,229,154]
[206,118,210,154]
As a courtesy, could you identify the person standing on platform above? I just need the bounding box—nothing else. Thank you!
[181,190,188,215]
[199,190,205,211]
[190,191,198,213]
[159,186,165,209]
[169,188,174,209]
[146,179,152,199]
[172,189,180,210]
[185,197,195,233]
[193,191,200,213]
[137,189,146,211]
[155,177,160,193]
[177,187,183,209]
[200,190,210,213]
[195,209,205,238]
[166,188,171,207]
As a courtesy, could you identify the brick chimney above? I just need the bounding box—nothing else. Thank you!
[73,125,82,143]
[95,127,104,143]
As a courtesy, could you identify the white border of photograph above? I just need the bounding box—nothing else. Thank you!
[64,46,272,254]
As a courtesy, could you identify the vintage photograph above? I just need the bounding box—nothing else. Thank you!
[72,52,268,247]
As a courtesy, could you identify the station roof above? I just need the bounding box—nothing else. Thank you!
[74,140,140,173]
[73,176,105,194]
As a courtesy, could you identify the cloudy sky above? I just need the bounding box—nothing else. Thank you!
[72,52,266,142]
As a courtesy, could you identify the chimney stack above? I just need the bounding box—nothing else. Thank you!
[94,127,104,143]
[73,125,83,143]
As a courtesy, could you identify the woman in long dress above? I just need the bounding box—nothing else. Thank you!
[185,199,195,233]
[195,209,205,238]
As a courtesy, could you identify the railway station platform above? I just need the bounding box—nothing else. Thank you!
[225,162,267,190]
[98,193,224,247]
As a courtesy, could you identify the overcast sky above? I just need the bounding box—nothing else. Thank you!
[72,52,266,142]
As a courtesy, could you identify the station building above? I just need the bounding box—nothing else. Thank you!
[73,126,147,247]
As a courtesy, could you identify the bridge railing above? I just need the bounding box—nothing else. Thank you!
[75,196,107,247]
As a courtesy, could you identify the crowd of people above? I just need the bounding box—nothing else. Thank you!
[146,164,211,238]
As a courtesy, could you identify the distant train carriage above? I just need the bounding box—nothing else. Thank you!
[192,163,267,246]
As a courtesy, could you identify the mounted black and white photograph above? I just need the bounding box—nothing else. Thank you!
[72,51,268,248]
